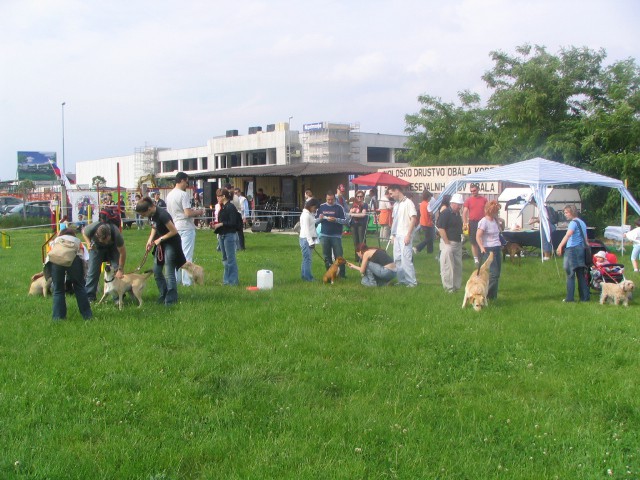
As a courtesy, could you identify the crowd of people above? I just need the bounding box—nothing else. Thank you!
[42,174,596,320]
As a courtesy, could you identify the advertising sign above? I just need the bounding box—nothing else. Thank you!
[378,165,500,195]
[17,151,58,181]
[303,122,324,132]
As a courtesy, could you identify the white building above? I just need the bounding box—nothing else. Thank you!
[75,121,407,190]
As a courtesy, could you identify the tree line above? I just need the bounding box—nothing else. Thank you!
[403,44,640,224]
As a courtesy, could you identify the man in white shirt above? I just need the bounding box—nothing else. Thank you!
[389,185,418,287]
[166,172,204,286]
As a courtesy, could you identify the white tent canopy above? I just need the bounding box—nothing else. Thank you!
[429,158,640,260]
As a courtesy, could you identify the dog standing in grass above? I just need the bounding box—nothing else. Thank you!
[462,252,494,311]
[503,242,523,265]
[181,261,204,285]
[99,264,153,310]
[600,280,635,306]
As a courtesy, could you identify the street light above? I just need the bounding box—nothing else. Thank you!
[60,101,67,218]
[61,102,66,175]
[287,116,293,164]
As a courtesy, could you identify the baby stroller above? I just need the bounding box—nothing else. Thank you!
[588,249,625,291]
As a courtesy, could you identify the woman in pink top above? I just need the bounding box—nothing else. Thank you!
[476,200,502,300]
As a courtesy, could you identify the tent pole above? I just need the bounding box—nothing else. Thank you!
[621,191,625,254]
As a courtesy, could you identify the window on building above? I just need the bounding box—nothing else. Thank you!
[201,157,208,170]
[182,158,197,171]
[163,160,179,172]
[367,147,391,163]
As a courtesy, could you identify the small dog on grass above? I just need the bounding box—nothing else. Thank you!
[503,242,523,265]
[600,280,635,307]
[462,252,494,312]
[28,272,51,297]
[323,257,346,284]
[181,261,204,285]
[99,264,153,310]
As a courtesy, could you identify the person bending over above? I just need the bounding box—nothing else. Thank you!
[347,243,397,287]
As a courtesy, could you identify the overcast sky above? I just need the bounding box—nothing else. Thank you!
[1,0,638,181]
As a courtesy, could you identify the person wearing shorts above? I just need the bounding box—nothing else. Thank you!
[463,183,487,265]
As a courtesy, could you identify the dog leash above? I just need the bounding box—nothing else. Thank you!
[312,245,325,262]
[133,249,150,272]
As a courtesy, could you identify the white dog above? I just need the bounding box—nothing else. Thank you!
[181,261,205,285]
[28,272,51,297]
[462,252,494,311]
[99,265,153,310]
[600,280,634,307]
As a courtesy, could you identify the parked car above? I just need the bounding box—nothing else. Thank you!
[0,196,21,214]
[4,201,51,218]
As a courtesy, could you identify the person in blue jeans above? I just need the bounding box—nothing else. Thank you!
[476,200,503,300]
[316,191,348,278]
[46,228,93,321]
[299,198,320,281]
[136,197,187,306]
[556,205,590,302]
[213,188,240,285]
[347,243,397,287]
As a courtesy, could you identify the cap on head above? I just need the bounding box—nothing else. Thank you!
[450,193,464,205]
[595,251,607,259]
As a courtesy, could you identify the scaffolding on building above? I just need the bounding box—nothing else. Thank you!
[301,122,359,164]
[134,146,158,179]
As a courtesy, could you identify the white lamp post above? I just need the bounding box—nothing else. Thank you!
[61,102,66,175]
[60,102,67,216]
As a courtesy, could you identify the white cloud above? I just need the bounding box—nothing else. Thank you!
[0,0,638,179]
[330,52,387,83]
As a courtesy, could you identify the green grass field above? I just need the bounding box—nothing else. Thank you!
[1,227,639,479]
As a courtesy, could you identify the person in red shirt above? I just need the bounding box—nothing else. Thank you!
[462,183,488,265]
[415,190,435,254]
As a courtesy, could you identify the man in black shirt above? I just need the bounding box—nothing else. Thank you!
[437,193,464,293]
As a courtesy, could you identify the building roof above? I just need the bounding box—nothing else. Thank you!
[188,162,380,178]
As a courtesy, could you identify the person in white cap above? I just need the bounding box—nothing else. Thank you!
[437,193,464,292]
[593,250,609,268]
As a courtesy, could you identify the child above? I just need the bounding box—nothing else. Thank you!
[624,218,640,272]
[593,250,610,268]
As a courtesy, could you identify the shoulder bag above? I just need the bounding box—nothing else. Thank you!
[48,237,80,267]
[576,220,593,267]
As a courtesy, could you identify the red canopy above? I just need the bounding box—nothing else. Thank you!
[351,172,410,187]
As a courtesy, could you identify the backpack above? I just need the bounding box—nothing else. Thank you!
[99,207,121,228]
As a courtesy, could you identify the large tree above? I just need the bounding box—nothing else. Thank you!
[404,44,640,222]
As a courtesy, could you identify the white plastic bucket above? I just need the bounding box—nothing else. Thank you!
[257,269,273,290]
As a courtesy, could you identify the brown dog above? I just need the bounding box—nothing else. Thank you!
[181,261,204,285]
[503,242,523,265]
[600,280,635,306]
[462,252,494,311]
[323,257,346,284]
[28,272,51,297]
[99,265,153,310]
